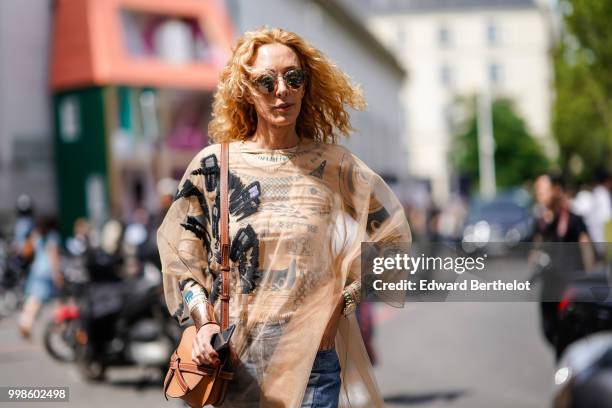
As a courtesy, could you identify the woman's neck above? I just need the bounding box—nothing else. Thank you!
[247,121,300,149]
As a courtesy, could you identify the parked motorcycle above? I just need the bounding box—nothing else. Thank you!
[43,219,181,381]
[43,248,88,362]
[555,266,612,358]
[554,332,612,408]
[73,260,180,381]
[0,239,26,318]
[78,220,180,381]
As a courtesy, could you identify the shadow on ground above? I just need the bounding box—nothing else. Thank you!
[384,389,469,405]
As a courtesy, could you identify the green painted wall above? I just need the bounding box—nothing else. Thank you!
[53,87,110,238]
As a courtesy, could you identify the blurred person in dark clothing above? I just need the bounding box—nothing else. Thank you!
[355,302,377,366]
[534,174,592,244]
[138,178,179,270]
[532,173,595,347]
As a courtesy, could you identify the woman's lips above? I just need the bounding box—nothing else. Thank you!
[273,103,293,112]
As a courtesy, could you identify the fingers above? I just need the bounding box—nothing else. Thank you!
[191,338,220,366]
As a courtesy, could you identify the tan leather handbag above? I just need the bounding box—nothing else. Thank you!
[163,142,235,407]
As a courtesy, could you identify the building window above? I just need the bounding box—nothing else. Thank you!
[59,97,81,143]
[440,64,453,87]
[438,24,451,48]
[486,20,500,46]
[489,62,503,86]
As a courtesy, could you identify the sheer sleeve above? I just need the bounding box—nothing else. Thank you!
[336,149,412,299]
[334,149,412,408]
[157,150,215,325]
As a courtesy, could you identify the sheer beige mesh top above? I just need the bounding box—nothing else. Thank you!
[158,138,411,407]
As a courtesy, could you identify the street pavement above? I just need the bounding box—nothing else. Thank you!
[0,308,184,408]
[0,256,555,408]
[374,256,556,408]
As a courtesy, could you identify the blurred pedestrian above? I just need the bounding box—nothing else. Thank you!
[355,302,377,366]
[18,216,63,339]
[12,195,35,266]
[532,173,594,347]
[135,178,178,270]
[65,218,91,256]
[586,169,611,259]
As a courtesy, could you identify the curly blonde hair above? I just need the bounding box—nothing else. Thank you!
[208,27,366,144]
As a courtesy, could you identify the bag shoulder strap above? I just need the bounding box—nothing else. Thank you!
[220,142,230,331]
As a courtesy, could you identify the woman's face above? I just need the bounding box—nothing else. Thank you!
[535,175,554,209]
[247,43,305,129]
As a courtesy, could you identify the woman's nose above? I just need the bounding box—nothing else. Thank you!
[275,77,289,98]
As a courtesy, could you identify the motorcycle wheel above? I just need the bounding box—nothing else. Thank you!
[43,320,77,362]
[78,360,106,382]
[0,290,19,317]
[74,344,106,382]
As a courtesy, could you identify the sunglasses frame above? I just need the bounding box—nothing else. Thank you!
[251,68,306,95]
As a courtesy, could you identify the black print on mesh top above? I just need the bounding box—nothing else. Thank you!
[172,300,186,323]
[176,173,212,249]
[209,274,222,305]
[309,160,327,179]
[191,154,220,193]
[229,181,261,221]
[230,225,260,294]
[175,179,204,206]
[180,215,209,242]
[178,277,194,292]
[211,169,262,242]
[184,153,263,304]
[367,205,390,235]
[178,277,210,297]
[266,259,298,291]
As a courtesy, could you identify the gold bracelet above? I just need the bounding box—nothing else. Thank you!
[342,289,357,316]
[348,281,362,305]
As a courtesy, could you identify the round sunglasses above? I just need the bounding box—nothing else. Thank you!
[251,69,306,95]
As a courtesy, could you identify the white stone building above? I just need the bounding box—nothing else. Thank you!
[0,0,56,219]
[354,0,556,203]
[227,0,409,179]
[0,0,407,223]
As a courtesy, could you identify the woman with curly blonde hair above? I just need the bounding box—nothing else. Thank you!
[158,27,411,407]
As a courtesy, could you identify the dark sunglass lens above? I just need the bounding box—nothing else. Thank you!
[256,75,275,93]
[284,70,305,89]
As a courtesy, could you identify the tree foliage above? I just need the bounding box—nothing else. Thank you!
[454,98,549,190]
[553,0,612,181]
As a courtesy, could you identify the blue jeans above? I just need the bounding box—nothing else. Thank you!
[300,348,342,408]
[223,323,341,407]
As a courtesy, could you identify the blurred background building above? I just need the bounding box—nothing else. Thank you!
[49,0,234,236]
[0,0,407,236]
[228,0,409,179]
[0,0,56,219]
[351,0,558,203]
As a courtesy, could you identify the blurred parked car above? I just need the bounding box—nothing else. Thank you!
[461,189,534,254]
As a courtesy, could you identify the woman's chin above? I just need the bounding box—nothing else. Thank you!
[268,115,299,127]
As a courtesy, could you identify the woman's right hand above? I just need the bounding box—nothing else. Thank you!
[192,323,221,366]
